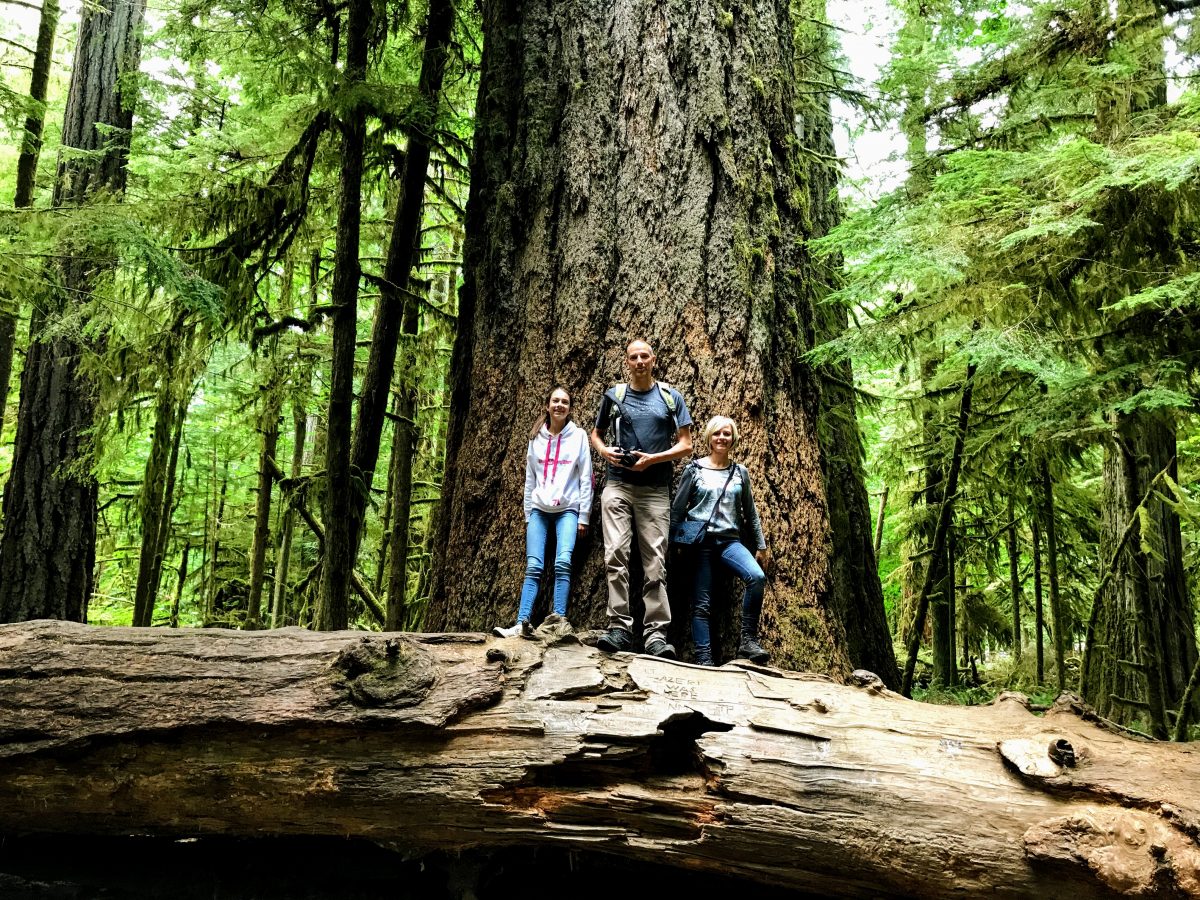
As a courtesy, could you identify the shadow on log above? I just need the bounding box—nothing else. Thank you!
[1,621,1198,898]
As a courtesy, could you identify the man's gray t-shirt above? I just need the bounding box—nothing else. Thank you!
[595,383,692,487]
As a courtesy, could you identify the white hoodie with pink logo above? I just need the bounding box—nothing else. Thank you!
[524,420,594,525]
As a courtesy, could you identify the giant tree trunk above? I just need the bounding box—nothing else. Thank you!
[430,0,854,674]
[1082,410,1194,729]
[0,0,145,622]
[2,620,1200,899]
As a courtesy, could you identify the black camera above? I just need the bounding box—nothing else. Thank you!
[617,448,638,467]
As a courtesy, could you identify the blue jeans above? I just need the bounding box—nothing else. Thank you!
[518,509,580,621]
[693,538,766,653]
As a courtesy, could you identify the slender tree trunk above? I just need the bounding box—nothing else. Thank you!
[873,486,888,558]
[316,0,371,632]
[247,395,281,628]
[169,540,190,628]
[429,0,863,676]
[901,358,976,696]
[0,0,146,623]
[346,0,453,567]
[374,397,400,596]
[13,0,60,209]
[1008,497,1023,661]
[2,0,62,428]
[947,529,958,683]
[386,367,418,631]
[1033,516,1044,683]
[132,396,174,626]
[1039,460,1068,693]
[271,407,307,628]
[133,321,188,627]
[207,461,228,622]
[147,390,189,610]
[0,310,16,444]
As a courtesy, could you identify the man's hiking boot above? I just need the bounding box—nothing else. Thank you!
[597,627,634,653]
[692,645,714,667]
[643,636,677,660]
[738,635,769,664]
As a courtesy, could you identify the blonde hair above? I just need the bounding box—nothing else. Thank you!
[701,415,740,451]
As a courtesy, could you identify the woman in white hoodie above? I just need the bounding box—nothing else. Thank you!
[494,387,594,638]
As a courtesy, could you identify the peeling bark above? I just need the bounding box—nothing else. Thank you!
[1,621,1199,898]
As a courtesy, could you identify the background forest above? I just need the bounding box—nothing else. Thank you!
[1,0,1199,742]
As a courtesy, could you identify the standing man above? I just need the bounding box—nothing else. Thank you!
[591,339,693,658]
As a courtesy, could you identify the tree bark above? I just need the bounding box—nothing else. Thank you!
[1,621,1199,899]
[430,0,856,675]
[0,0,146,623]
[316,0,371,632]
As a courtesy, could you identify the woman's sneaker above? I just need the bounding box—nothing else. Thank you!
[493,621,535,639]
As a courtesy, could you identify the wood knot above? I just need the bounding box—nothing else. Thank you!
[1048,738,1076,768]
[848,669,884,692]
[331,637,436,708]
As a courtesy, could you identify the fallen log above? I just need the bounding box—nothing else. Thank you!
[0,621,1198,898]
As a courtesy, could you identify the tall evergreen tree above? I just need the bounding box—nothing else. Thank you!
[0,0,147,622]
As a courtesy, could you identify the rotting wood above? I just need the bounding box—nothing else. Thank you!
[0,621,1198,898]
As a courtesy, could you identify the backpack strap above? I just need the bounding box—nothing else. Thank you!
[656,382,677,413]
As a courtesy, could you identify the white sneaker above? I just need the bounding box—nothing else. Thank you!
[492,622,523,638]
